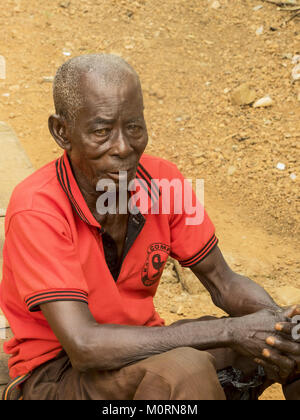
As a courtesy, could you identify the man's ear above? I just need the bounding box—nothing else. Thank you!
[48,114,72,151]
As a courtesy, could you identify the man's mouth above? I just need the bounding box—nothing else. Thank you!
[106,170,131,182]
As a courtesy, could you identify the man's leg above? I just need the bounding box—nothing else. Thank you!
[22,348,226,400]
[129,347,225,400]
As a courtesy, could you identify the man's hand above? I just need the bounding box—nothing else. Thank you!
[257,305,300,383]
[229,307,297,382]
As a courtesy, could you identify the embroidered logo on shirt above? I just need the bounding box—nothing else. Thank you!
[141,243,170,286]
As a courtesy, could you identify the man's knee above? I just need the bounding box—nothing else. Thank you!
[139,347,225,400]
[159,346,217,373]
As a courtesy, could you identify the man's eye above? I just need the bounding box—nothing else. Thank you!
[128,125,142,134]
[94,128,110,136]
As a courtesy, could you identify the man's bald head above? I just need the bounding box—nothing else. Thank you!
[53,54,142,125]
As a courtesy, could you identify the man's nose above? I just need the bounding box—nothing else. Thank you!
[111,129,133,158]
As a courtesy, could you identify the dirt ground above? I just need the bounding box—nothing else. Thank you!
[0,0,299,400]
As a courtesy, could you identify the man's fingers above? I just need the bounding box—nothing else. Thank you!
[266,336,300,355]
[261,348,296,378]
[275,322,293,336]
[254,358,282,383]
[275,321,300,344]
[282,305,300,319]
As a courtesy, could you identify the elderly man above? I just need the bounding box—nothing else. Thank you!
[1,54,300,400]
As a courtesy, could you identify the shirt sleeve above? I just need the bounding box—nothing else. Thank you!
[5,210,89,312]
[168,166,218,267]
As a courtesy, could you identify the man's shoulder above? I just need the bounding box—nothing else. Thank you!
[139,153,180,179]
[6,157,66,219]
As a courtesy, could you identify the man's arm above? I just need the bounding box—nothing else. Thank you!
[40,300,232,372]
[191,245,280,317]
[40,298,295,376]
[39,242,296,376]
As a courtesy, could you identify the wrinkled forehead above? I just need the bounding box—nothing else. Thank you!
[77,70,144,116]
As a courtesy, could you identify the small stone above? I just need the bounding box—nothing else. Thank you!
[253,5,263,11]
[253,96,273,108]
[0,208,6,217]
[170,304,181,314]
[290,173,297,180]
[227,166,236,176]
[292,64,300,81]
[282,53,293,60]
[276,162,286,171]
[42,76,54,83]
[176,305,184,315]
[210,1,221,9]
[231,83,256,106]
[59,1,70,8]
[256,26,264,36]
[292,55,300,64]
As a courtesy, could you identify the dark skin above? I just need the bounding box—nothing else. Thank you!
[47,69,300,388]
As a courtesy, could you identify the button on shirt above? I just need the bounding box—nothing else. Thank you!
[0,152,218,378]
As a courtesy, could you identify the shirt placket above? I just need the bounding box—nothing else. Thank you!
[98,212,146,282]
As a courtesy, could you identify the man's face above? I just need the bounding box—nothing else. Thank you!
[66,71,148,190]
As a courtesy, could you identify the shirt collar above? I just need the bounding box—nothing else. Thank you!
[55,151,160,226]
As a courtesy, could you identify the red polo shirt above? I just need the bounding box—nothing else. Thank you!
[0,152,218,379]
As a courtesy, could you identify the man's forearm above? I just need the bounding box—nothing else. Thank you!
[191,246,281,318]
[74,317,233,371]
[219,272,280,317]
